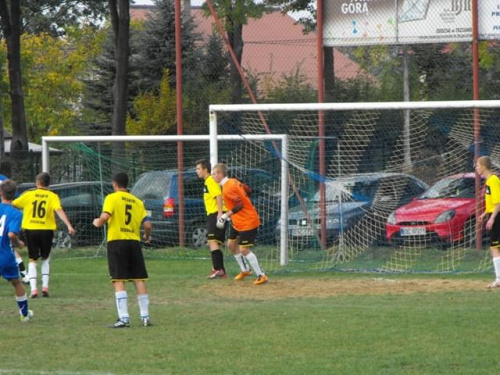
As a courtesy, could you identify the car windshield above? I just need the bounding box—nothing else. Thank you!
[420,177,475,199]
[310,180,378,203]
[131,173,172,200]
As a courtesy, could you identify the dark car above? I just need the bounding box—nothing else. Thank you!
[130,168,285,248]
[386,173,483,246]
[45,181,114,248]
[279,173,429,248]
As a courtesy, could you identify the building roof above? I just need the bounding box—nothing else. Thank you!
[130,5,375,90]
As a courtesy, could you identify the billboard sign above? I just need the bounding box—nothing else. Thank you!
[324,0,500,46]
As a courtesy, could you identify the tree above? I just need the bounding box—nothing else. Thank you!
[0,0,107,166]
[134,0,201,93]
[0,28,103,142]
[127,69,177,135]
[108,0,130,138]
[0,0,27,154]
[203,0,268,104]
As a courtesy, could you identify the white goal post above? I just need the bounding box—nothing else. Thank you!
[208,99,500,269]
[42,134,290,265]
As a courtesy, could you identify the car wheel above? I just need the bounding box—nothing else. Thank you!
[53,228,72,249]
[187,223,207,249]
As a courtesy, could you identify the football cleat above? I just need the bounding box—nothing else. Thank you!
[487,280,500,288]
[234,270,251,281]
[208,270,228,279]
[108,319,130,328]
[42,288,49,298]
[253,274,269,285]
[30,291,38,299]
[142,317,152,327]
[207,269,217,279]
[20,310,34,322]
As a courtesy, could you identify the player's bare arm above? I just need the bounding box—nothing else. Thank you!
[8,232,24,249]
[93,212,111,228]
[216,195,224,218]
[56,209,76,235]
[143,220,151,243]
[486,204,500,230]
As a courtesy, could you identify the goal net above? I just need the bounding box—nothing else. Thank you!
[41,135,289,271]
[210,100,500,274]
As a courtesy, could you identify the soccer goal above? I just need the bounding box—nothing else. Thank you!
[41,134,290,267]
[209,100,500,274]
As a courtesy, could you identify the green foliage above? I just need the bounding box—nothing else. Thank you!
[82,22,143,135]
[134,0,201,93]
[127,70,177,135]
[0,27,102,141]
[200,32,230,86]
[19,0,108,36]
[203,0,269,31]
[263,64,317,103]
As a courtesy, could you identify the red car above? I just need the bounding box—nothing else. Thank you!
[386,173,483,246]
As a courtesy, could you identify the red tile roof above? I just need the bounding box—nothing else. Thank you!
[131,5,374,91]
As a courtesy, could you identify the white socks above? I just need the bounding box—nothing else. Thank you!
[28,259,50,292]
[116,292,150,321]
[234,254,250,272]
[244,252,264,276]
[137,294,150,319]
[493,257,500,281]
[41,258,50,289]
[28,262,37,292]
[115,291,130,322]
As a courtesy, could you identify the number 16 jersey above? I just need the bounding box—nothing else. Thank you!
[13,188,62,230]
[102,191,148,242]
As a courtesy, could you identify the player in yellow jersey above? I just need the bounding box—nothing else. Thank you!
[13,172,75,298]
[476,156,500,288]
[196,159,227,279]
[93,173,152,328]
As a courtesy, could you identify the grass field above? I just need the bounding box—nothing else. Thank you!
[1,249,500,375]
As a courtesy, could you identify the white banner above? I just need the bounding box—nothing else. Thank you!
[324,0,500,46]
[479,0,500,40]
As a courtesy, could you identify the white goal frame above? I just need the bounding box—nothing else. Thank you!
[209,99,500,254]
[42,134,290,265]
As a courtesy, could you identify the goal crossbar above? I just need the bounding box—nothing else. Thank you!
[209,100,500,112]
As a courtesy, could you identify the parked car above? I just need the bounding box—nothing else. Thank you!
[386,173,483,246]
[130,168,286,248]
[27,181,114,248]
[279,173,429,248]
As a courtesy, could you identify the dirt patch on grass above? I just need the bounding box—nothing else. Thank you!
[201,278,489,300]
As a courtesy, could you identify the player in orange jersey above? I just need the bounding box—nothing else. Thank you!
[212,163,268,285]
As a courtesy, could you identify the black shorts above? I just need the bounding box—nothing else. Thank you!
[25,230,54,260]
[107,240,148,281]
[490,215,500,249]
[207,213,226,244]
[228,226,258,247]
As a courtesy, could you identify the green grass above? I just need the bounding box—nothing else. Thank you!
[1,253,499,375]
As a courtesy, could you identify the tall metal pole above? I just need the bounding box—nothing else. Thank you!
[317,0,326,249]
[403,46,411,171]
[472,0,481,250]
[175,0,185,247]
